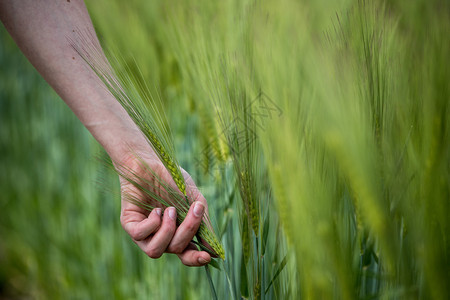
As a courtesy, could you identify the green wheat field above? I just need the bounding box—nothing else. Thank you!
[1,0,449,299]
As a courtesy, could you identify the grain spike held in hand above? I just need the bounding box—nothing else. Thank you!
[70,30,224,260]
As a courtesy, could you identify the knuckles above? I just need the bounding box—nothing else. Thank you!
[160,219,177,235]
[167,243,185,254]
[145,247,163,259]
[129,228,144,241]
[183,220,197,234]
[119,214,127,228]
[120,214,162,241]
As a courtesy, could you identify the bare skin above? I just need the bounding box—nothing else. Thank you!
[0,0,212,266]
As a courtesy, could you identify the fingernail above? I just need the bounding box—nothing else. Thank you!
[193,202,205,217]
[198,257,208,264]
[155,208,162,216]
[168,207,177,220]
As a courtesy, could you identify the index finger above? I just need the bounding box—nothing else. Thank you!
[166,201,205,253]
[122,208,162,241]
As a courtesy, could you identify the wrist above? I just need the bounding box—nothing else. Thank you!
[82,106,157,167]
[101,127,158,168]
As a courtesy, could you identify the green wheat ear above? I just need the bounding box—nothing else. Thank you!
[144,127,186,196]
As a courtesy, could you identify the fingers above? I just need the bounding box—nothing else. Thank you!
[177,243,211,267]
[140,207,177,259]
[166,201,205,254]
[127,203,212,266]
[122,208,162,241]
[119,160,216,267]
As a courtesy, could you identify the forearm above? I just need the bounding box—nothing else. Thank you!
[0,0,152,164]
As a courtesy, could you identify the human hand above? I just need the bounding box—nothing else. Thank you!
[118,154,213,267]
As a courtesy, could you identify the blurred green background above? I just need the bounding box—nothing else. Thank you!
[1,0,449,299]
